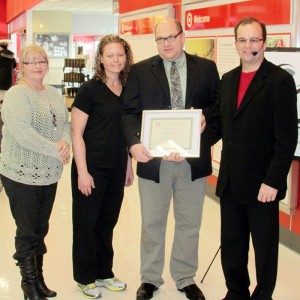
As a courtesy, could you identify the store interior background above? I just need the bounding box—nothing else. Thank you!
[0,0,300,253]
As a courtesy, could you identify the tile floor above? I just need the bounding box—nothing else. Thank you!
[1,161,300,299]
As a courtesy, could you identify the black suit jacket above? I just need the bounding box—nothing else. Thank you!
[122,52,220,183]
[204,59,298,204]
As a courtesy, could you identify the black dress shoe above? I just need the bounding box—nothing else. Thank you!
[178,284,206,300]
[136,283,158,300]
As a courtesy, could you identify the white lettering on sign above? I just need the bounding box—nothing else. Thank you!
[121,23,133,34]
[194,15,210,24]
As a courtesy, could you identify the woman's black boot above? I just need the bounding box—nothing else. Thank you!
[17,256,47,300]
[36,255,57,297]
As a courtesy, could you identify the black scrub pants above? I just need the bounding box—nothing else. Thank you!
[71,160,126,285]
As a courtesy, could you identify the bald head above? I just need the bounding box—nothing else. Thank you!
[154,18,185,61]
[155,18,183,35]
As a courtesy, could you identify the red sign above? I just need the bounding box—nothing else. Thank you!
[185,0,291,30]
[119,0,179,14]
[119,20,139,35]
[119,16,165,35]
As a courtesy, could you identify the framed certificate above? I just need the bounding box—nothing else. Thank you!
[141,109,202,157]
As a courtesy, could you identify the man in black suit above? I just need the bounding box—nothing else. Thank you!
[122,18,219,300]
[204,17,298,300]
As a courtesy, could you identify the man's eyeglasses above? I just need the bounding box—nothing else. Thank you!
[155,31,183,44]
[23,60,48,66]
[236,37,264,44]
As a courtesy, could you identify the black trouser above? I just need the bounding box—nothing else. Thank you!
[71,160,126,285]
[220,186,279,300]
[1,175,57,260]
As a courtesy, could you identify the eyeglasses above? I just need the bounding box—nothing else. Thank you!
[155,31,183,44]
[236,37,264,44]
[23,60,48,66]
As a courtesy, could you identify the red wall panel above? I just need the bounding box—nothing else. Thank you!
[119,0,182,27]
[0,0,7,38]
[6,0,42,22]
[119,0,181,14]
[291,175,300,234]
[184,0,291,30]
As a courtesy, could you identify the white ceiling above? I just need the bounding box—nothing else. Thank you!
[33,0,114,14]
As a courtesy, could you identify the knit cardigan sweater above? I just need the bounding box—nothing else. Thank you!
[0,85,70,185]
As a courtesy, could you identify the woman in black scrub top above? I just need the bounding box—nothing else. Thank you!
[71,34,134,299]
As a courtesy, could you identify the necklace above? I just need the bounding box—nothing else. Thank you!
[21,79,57,130]
[49,104,57,130]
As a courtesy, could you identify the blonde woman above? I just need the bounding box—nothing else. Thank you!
[0,44,70,300]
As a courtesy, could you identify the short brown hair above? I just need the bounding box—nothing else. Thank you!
[234,17,267,41]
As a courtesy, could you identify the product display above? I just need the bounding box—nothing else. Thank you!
[63,58,88,109]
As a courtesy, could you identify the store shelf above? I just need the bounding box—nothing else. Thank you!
[62,58,88,101]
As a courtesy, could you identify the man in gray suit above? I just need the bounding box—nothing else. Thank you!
[122,18,219,300]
